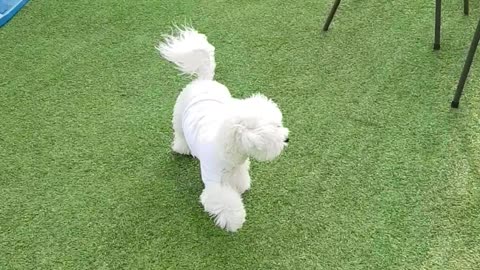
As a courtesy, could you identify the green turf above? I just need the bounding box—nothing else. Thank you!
[1,0,480,269]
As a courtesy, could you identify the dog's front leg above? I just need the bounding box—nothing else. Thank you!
[200,184,246,232]
[224,159,251,194]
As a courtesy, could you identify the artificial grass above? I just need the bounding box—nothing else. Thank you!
[1,0,480,269]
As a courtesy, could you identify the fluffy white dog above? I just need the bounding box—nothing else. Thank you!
[157,27,289,232]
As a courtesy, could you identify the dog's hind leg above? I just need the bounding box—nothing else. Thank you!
[171,99,191,155]
[224,159,251,194]
[172,131,190,155]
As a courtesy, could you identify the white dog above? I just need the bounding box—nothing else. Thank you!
[157,27,289,232]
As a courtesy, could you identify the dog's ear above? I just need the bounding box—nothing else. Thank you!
[235,124,264,151]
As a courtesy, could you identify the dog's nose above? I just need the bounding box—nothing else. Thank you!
[284,138,289,143]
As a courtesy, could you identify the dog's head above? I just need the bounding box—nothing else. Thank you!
[232,94,289,161]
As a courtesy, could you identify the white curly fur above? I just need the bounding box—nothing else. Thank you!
[157,26,289,232]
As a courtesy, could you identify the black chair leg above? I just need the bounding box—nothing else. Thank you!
[451,17,480,108]
[323,0,342,31]
[434,0,441,50]
[464,0,469,15]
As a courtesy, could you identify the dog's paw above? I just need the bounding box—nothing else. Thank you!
[200,184,246,232]
[213,207,246,232]
[172,139,190,155]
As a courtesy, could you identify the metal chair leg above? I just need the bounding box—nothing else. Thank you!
[451,17,480,108]
[323,0,342,31]
[464,0,469,15]
[434,0,441,50]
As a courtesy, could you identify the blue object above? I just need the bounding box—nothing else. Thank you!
[0,0,29,27]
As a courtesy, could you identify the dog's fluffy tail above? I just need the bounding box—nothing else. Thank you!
[157,26,216,80]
